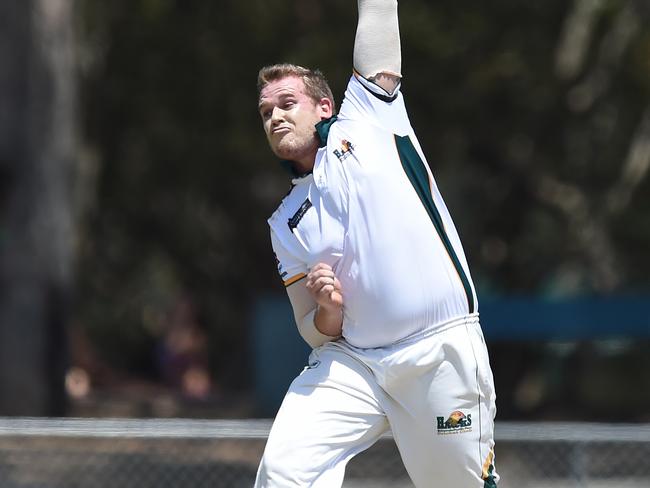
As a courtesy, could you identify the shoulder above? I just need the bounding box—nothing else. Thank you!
[337,74,412,137]
[268,176,313,228]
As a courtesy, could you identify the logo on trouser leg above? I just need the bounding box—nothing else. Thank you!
[436,411,472,435]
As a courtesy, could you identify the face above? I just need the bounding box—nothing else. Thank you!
[258,76,332,171]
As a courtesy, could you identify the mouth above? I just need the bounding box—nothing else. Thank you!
[272,125,292,135]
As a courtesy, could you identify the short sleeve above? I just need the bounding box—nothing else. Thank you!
[337,74,412,136]
[271,228,308,287]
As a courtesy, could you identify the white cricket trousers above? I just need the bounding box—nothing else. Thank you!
[254,314,498,487]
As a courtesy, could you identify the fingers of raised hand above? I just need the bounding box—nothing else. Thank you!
[306,266,341,301]
[307,274,336,293]
[307,265,327,280]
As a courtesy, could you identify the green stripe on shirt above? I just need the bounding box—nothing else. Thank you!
[394,134,475,314]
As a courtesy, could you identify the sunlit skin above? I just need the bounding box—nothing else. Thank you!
[258,76,333,175]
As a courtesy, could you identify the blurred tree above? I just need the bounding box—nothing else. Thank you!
[0,0,76,415]
[399,0,650,296]
[75,0,357,394]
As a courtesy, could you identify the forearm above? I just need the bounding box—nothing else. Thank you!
[287,280,340,349]
[353,0,402,81]
[297,309,340,348]
[314,304,343,337]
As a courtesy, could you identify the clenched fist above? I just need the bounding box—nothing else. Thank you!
[305,263,343,337]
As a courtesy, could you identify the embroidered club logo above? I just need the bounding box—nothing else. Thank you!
[333,139,355,162]
[437,410,472,435]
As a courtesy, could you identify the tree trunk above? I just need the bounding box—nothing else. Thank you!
[0,0,76,415]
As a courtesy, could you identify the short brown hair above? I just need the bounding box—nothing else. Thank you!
[257,63,336,113]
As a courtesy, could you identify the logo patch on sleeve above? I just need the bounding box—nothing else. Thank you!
[288,198,312,231]
[436,411,472,435]
[333,139,355,162]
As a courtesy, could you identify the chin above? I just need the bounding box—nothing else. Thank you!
[275,140,307,161]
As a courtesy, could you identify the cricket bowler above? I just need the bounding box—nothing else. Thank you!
[254,1,498,486]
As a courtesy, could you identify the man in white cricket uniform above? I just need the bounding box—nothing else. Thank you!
[255,1,498,486]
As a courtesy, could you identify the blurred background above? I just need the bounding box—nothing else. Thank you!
[1,0,649,425]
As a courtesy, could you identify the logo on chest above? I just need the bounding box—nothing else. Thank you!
[288,198,312,231]
[333,139,355,162]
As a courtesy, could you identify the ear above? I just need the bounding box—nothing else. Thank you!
[318,97,334,119]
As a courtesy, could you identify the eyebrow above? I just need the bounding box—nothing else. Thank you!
[258,92,297,111]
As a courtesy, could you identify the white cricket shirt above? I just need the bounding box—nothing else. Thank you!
[269,74,478,348]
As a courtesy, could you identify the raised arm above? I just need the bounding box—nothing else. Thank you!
[353,0,402,95]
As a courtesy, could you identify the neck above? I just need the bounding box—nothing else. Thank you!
[292,152,316,175]
[287,138,318,175]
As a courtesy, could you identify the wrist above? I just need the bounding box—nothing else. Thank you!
[314,305,343,337]
[318,300,342,314]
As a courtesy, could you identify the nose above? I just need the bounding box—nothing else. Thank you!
[270,106,285,125]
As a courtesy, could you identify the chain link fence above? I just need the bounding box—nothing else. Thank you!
[1,418,649,487]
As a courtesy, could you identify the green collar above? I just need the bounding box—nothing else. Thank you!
[279,116,338,177]
[316,115,338,147]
